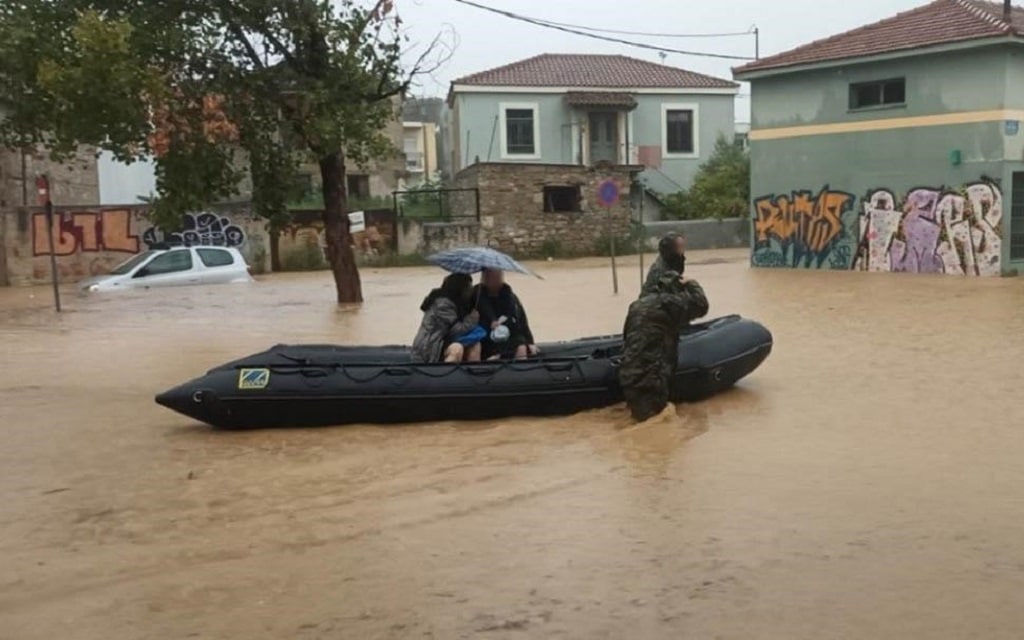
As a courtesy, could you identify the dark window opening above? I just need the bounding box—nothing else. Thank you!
[505,108,536,155]
[850,78,906,110]
[665,109,694,154]
[543,185,581,213]
[347,174,371,200]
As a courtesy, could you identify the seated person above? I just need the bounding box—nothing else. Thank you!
[411,273,482,363]
[473,268,538,360]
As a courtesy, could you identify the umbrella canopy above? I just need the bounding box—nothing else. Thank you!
[426,247,542,279]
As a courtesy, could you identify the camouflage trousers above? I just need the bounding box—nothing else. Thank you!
[623,383,669,422]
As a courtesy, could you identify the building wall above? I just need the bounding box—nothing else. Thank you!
[452,162,636,257]
[452,91,735,191]
[1,205,269,286]
[0,146,100,209]
[747,47,1017,275]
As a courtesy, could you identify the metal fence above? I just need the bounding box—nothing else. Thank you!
[391,187,480,222]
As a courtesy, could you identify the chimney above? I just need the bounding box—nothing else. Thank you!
[1006,0,1012,22]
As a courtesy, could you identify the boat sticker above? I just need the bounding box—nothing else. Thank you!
[238,368,270,390]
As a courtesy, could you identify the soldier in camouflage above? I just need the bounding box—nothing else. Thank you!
[619,270,709,422]
[641,232,686,296]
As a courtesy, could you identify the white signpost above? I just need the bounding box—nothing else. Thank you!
[348,210,366,234]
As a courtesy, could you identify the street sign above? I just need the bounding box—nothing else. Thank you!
[348,210,366,234]
[597,179,620,208]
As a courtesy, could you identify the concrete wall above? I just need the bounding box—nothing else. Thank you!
[1,205,269,286]
[451,91,735,191]
[747,46,1015,276]
[643,218,749,251]
[397,219,481,255]
[453,162,636,257]
[0,146,100,209]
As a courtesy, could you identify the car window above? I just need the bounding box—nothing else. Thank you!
[109,250,158,275]
[136,250,193,277]
[197,248,235,268]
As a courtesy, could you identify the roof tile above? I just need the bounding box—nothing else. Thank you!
[452,53,738,89]
[734,0,1024,75]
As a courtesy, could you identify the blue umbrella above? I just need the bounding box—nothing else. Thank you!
[426,246,543,279]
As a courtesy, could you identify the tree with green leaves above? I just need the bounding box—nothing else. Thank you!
[0,0,448,303]
[662,134,750,221]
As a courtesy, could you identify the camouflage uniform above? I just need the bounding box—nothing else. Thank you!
[620,271,709,422]
[641,233,686,296]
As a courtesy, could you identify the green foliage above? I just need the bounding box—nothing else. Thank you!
[397,179,445,218]
[662,134,750,220]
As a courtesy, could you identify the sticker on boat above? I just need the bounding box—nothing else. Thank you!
[238,368,270,389]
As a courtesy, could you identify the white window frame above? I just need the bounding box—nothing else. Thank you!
[661,103,700,159]
[499,102,541,160]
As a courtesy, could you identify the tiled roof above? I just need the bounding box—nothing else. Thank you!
[734,0,1024,75]
[452,53,738,89]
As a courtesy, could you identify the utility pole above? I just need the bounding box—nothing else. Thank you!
[35,174,61,312]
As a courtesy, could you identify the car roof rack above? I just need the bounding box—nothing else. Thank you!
[149,240,188,250]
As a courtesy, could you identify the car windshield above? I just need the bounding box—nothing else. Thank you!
[108,250,159,275]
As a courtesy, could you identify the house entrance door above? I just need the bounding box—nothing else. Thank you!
[588,112,618,164]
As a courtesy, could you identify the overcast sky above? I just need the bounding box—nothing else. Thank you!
[397,0,930,122]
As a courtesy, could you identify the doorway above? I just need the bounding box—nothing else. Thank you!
[588,112,618,165]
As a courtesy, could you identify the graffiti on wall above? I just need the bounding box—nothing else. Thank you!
[142,212,246,249]
[32,209,139,256]
[752,186,856,268]
[854,181,1002,276]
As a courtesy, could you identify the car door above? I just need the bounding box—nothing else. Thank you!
[195,248,242,284]
[130,249,197,288]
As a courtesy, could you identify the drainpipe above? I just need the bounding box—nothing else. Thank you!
[1006,0,1012,21]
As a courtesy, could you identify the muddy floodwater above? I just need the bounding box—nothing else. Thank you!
[3,248,1024,639]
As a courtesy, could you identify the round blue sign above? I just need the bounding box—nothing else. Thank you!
[597,180,619,207]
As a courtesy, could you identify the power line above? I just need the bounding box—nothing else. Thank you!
[452,0,756,61]
[523,19,755,39]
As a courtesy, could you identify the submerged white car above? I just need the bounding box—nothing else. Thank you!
[80,245,253,292]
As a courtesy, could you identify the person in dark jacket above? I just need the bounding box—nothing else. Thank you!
[473,268,538,360]
[620,270,709,422]
[411,273,481,363]
[641,232,687,296]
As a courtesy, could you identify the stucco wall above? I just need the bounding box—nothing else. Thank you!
[451,91,735,191]
[747,48,1015,276]
[1,205,269,286]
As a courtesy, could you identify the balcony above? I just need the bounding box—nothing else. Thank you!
[405,151,424,173]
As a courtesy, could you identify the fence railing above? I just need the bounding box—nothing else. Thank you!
[391,187,480,222]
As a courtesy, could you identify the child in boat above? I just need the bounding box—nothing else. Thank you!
[411,273,483,363]
[620,270,709,422]
[473,268,538,360]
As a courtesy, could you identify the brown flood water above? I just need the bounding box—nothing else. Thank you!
[3,248,1024,639]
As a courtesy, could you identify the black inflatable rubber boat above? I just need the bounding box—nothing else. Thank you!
[155,314,772,429]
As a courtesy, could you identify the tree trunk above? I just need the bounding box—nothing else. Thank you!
[319,150,363,303]
[269,229,281,273]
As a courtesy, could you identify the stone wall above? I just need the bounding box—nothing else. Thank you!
[277,209,398,270]
[642,218,749,251]
[1,204,269,286]
[452,162,638,257]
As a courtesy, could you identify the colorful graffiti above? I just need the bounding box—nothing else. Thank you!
[854,182,1002,276]
[752,186,856,268]
[142,212,246,248]
[32,209,139,257]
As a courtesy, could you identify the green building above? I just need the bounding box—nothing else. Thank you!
[733,0,1024,276]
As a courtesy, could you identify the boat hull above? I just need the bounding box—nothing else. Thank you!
[156,315,772,428]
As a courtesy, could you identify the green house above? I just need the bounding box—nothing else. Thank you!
[733,0,1024,276]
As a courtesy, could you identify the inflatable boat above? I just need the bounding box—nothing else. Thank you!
[155,314,773,429]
